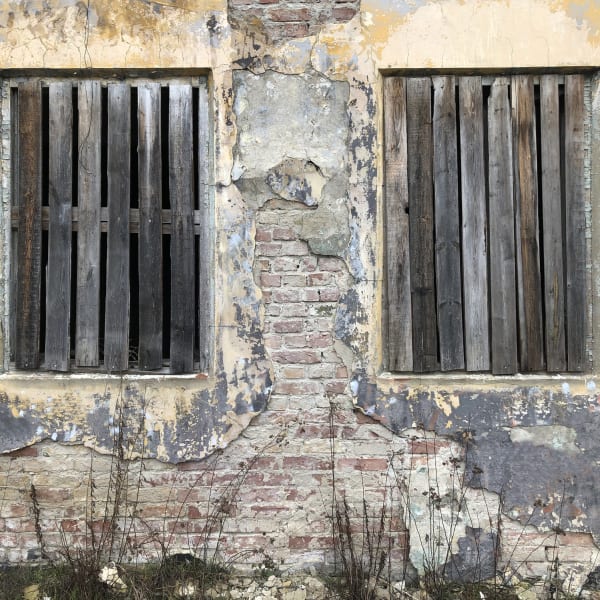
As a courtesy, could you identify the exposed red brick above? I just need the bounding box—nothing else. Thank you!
[325,380,347,394]
[269,8,310,22]
[279,240,309,255]
[306,332,332,347]
[271,349,321,364]
[281,303,308,317]
[318,288,340,302]
[272,226,296,240]
[282,365,305,378]
[409,439,452,455]
[187,505,203,519]
[283,456,331,470]
[6,446,38,457]
[255,228,272,242]
[336,365,348,378]
[275,380,321,395]
[308,272,333,285]
[256,242,283,256]
[34,487,72,502]
[260,273,282,287]
[303,289,320,302]
[60,519,81,533]
[332,6,357,20]
[273,320,303,333]
[256,258,271,271]
[281,274,307,287]
[336,457,389,471]
[289,535,333,550]
[318,257,344,271]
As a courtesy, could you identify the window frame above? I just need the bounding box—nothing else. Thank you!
[0,71,215,376]
[380,70,596,378]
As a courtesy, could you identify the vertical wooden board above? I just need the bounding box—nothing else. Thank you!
[197,79,214,373]
[169,84,195,373]
[459,76,490,371]
[565,74,586,371]
[406,77,438,372]
[432,76,464,371]
[138,83,163,370]
[512,75,544,371]
[15,81,42,370]
[76,80,101,367]
[9,87,18,362]
[383,77,413,372]
[45,82,73,371]
[104,83,130,372]
[488,79,518,375]
[540,75,566,372]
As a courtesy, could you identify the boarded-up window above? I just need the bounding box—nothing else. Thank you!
[9,77,213,374]
[384,74,588,375]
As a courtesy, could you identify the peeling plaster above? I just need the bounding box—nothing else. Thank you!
[2,0,600,576]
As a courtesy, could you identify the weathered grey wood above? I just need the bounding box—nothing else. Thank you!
[45,82,73,371]
[104,83,130,372]
[12,206,203,233]
[197,79,214,373]
[512,75,544,371]
[137,83,163,370]
[15,81,42,369]
[565,74,586,371]
[432,76,464,371]
[76,80,102,367]
[383,76,413,372]
[406,77,438,372]
[459,76,490,371]
[488,79,518,375]
[540,75,566,372]
[169,84,195,373]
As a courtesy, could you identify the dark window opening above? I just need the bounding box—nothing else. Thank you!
[9,77,211,374]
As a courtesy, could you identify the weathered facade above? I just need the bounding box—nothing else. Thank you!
[1,0,600,593]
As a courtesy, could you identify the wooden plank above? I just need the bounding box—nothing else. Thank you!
[44,82,73,371]
[169,84,195,373]
[76,80,102,367]
[565,74,586,371]
[383,77,412,372]
[512,75,544,371]
[15,81,42,369]
[137,83,163,370]
[197,79,213,373]
[540,75,566,372]
[12,206,203,233]
[459,77,490,371]
[432,76,464,371]
[406,77,438,372]
[10,87,18,363]
[488,79,518,375]
[104,83,130,372]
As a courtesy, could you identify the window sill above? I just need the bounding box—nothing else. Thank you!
[377,371,597,392]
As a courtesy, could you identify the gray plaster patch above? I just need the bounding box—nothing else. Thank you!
[509,425,580,455]
[301,198,349,256]
[232,70,350,206]
[266,157,326,206]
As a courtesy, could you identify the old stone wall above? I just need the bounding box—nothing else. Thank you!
[2,0,600,594]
